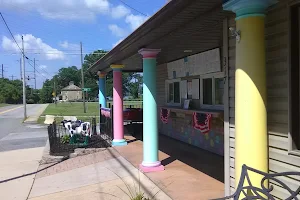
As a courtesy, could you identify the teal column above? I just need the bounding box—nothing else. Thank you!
[138,48,164,172]
[97,71,107,108]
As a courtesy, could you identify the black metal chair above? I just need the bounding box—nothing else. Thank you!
[212,164,300,200]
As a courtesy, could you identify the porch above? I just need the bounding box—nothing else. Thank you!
[89,0,300,199]
[116,126,224,200]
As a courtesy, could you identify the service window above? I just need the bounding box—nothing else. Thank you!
[166,79,181,106]
[200,72,224,109]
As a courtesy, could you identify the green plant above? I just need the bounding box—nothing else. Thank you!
[105,167,163,200]
[60,134,70,144]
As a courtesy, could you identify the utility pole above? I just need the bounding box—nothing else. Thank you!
[19,58,22,80]
[1,64,3,78]
[10,75,14,80]
[53,76,57,106]
[21,35,27,119]
[34,58,36,89]
[80,42,86,113]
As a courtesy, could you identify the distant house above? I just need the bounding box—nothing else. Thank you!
[61,81,82,101]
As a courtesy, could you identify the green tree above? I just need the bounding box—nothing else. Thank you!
[81,50,108,100]
[39,79,54,103]
[0,78,22,104]
[128,73,143,99]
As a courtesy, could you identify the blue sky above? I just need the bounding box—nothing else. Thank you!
[0,0,166,88]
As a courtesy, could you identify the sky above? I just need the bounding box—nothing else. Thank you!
[0,0,167,88]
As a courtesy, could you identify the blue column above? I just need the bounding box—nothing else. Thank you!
[138,48,164,173]
[97,71,106,108]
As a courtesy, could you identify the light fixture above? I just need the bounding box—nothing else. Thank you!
[229,27,241,42]
[184,50,193,53]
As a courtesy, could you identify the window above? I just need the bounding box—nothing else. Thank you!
[166,79,181,106]
[289,4,300,152]
[215,78,224,105]
[200,73,224,109]
[203,78,213,104]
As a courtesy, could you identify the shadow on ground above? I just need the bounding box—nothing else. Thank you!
[125,123,224,183]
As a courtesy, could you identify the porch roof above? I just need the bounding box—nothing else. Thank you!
[88,0,233,73]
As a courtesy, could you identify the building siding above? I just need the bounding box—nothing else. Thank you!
[157,63,168,107]
[227,1,300,199]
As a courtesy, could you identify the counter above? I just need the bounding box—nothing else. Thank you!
[158,106,224,156]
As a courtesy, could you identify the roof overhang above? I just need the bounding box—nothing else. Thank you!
[88,0,233,73]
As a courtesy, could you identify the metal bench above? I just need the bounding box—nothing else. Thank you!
[213,164,300,200]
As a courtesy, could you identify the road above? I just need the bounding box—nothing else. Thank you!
[0,104,49,200]
[0,104,48,151]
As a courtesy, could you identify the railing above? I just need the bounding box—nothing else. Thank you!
[99,104,113,142]
[212,164,300,200]
[47,118,111,155]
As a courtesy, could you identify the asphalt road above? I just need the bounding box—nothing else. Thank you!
[0,104,48,152]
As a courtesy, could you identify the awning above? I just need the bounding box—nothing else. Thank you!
[88,0,233,73]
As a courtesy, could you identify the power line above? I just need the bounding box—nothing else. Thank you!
[0,12,27,58]
[117,0,148,17]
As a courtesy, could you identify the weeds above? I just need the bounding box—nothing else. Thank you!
[105,167,163,200]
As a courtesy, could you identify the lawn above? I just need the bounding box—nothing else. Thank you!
[0,104,9,108]
[38,101,142,124]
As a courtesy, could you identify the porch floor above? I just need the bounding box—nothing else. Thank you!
[114,127,225,200]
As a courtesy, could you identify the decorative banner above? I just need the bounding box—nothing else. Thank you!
[193,112,212,134]
[160,108,170,124]
[101,108,111,118]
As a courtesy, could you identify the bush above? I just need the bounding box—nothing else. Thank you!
[60,135,70,144]
[27,99,35,104]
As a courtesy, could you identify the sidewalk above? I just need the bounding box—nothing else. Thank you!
[0,147,45,200]
[28,148,171,200]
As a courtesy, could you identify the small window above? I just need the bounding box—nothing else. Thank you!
[166,79,181,105]
[215,78,224,105]
[201,73,224,109]
[174,82,180,103]
[203,78,213,104]
[168,83,174,103]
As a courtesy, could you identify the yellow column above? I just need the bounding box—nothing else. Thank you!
[223,0,277,188]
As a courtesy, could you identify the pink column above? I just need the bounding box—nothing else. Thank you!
[111,64,127,146]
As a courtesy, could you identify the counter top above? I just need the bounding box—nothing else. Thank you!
[159,106,223,115]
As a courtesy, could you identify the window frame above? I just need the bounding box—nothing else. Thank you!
[200,72,225,110]
[165,79,181,106]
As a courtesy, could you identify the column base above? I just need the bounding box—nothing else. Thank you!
[139,161,165,173]
[112,139,127,146]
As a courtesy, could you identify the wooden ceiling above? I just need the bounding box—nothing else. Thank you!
[89,0,233,73]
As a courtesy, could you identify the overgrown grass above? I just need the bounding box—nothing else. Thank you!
[0,103,9,108]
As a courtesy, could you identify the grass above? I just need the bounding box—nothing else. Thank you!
[38,101,142,124]
[0,103,9,108]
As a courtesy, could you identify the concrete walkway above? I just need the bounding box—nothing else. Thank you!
[0,147,45,200]
[0,104,49,200]
[24,104,49,123]
[28,148,171,200]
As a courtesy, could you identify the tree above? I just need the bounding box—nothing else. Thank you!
[39,79,54,103]
[0,78,22,104]
[128,73,143,99]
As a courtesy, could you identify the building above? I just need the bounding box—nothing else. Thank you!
[89,0,300,199]
[61,81,82,101]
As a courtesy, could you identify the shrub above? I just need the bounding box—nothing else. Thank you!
[60,135,70,144]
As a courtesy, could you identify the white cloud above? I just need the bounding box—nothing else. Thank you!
[1,0,110,21]
[125,14,148,30]
[108,24,127,38]
[39,65,47,69]
[2,34,64,60]
[111,5,130,19]
[59,41,80,50]
[112,38,124,47]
